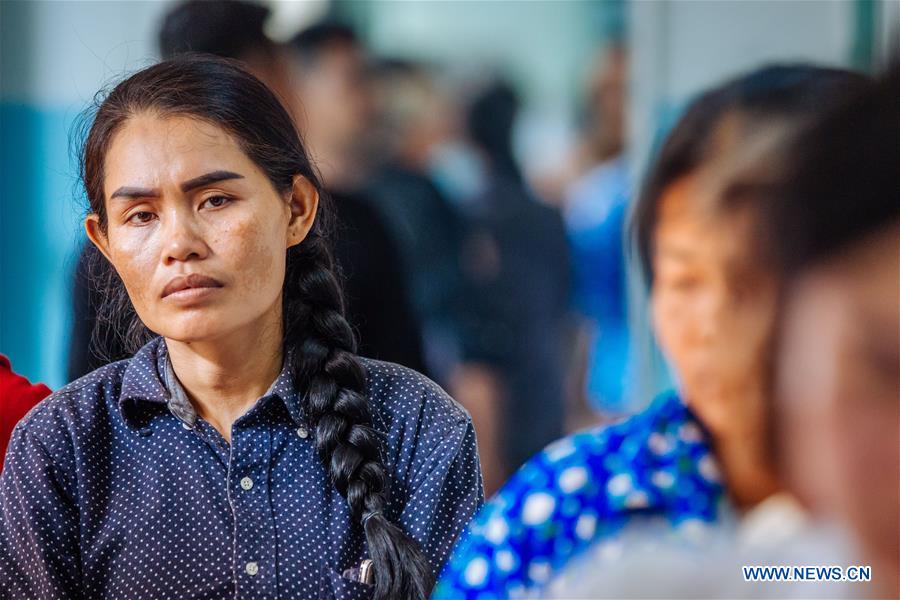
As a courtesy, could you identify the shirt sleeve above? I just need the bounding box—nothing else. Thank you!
[0,425,83,599]
[399,415,484,580]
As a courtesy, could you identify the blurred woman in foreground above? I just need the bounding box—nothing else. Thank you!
[433,64,868,599]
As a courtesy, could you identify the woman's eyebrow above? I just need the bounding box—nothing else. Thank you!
[181,170,244,192]
[109,171,245,201]
[110,186,159,201]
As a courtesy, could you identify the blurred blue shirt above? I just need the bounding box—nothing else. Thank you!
[564,157,634,412]
[433,392,728,599]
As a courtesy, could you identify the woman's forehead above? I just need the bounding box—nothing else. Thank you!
[109,114,244,161]
[104,114,257,192]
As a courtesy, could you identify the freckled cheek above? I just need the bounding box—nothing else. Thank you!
[214,218,285,299]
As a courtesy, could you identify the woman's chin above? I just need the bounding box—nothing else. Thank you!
[154,310,269,347]
[155,322,223,346]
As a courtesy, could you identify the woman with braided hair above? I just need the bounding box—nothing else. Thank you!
[0,56,482,600]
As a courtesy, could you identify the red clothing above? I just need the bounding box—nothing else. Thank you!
[0,355,51,471]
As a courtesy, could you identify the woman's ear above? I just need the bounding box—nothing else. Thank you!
[85,214,113,262]
[286,175,319,248]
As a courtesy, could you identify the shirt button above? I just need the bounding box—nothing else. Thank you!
[240,477,254,491]
[245,562,259,576]
[296,426,309,439]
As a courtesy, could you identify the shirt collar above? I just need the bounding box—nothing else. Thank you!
[118,336,305,429]
[119,337,169,427]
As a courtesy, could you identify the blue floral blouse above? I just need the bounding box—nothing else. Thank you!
[432,392,728,599]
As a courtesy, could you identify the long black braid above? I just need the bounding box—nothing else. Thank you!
[79,55,433,599]
[283,220,434,599]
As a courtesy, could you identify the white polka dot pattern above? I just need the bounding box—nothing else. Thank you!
[0,337,484,599]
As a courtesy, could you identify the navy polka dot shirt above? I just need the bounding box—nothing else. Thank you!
[0,337,483,599]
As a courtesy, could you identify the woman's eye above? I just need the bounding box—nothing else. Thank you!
[127,211,156,225]
[200,195,232,209]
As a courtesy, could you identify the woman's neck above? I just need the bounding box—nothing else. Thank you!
[165,312,284,443]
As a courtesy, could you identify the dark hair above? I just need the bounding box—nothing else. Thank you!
[158,0,274,61]
[768,65,899,276]
[289,21,359,65]
[79,55,433,600]
[466,79,522,181]
[632,64,871,285]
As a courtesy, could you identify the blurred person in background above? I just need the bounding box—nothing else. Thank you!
[158,0,296,114]
[451,79,572,495]
[365,59,467,385]
[288,21,375,195]
[770,66,899,599]
[434,65,869,599]
[68,1,427,379]
[0,356,51,472]
[0,56,481,600]
[286,20,428,375]
[563,43,634,427]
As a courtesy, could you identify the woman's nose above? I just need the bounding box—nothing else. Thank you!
[162,213,209,265]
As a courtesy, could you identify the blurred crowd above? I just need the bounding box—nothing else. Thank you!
[1,0,897,598]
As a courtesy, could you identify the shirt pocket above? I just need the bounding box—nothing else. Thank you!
[319,567,375,600]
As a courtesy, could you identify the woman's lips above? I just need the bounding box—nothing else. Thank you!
[161,273,224,299]
[163,287,223,304]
